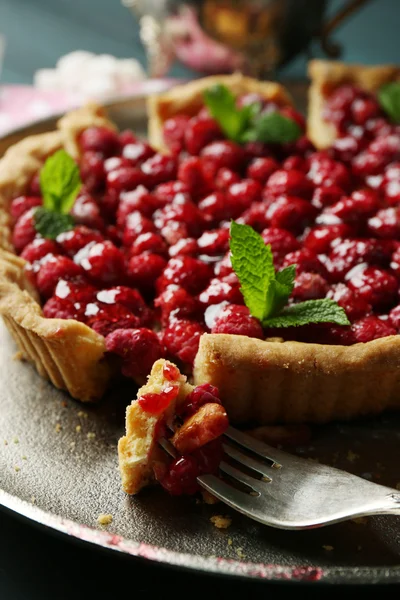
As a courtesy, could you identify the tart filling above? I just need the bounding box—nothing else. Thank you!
[118,359,228,495]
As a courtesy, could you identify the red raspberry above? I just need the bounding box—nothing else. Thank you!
[261,228,300,260]
[352,150,390,178]
[56,226,103,257]
[329,189,380,223]
[153,197,204,237]
[247,157,279,184]
[128,253,167,293]
[351,316,396,343]
[327,283,371,320]
[381,162,400,205]
[79,151,105,193]
[103,156,132,173]
[282,249,326,276]
[122,141,155,165]
[267,196,317,233]
[96,285,152,326]
[141,154,177,187]
[129,232,167,257]
[160,222,190,246]
[291,272,329,301]
[122,212,156,247]
[351,96,381,125]
[197,229,229,256]
[198,192,228,224]
[12,207,38,253]
[54,278,97,304]
[390,246,400,278]
[214,168,241,191]
[106,327,164,376]
[79,126,120,157]
[139,385,179,415]
[307,154,351,190]
[71,192,105,231]
[226,179,263,218]
[303,224,352,255]
[322,85,359,130]
[158,456,200,496]
[10,196,42,221]
[21,238,60,263]
[389,305,400,329]
[75,240,125,285]
[184,116,222,155]
[214,252,233,277]
[28,173,41,196]
[43,296,86,321]
[180,383,221,418]
[106,167,147,195]
[368,207,400,239]
[243,141,271,160]
[282,155,307,172]
[117,186,160,224]
[331,135,366,164]
[347,265,398,308]
[211,304,263,339]
[36,255,83,298]
[156,257,213,295]
[169,238,199,258]
[163,115,191,153]
[280,106,306,131]
[85,302,140,338]
[162,319,205,366]
[177,157,213,198]
[155,285,200,326]
[327,239,391,281]
[200,140,245,173]
[153,180,190,205]
[238,202,270,231]
[199,273,243,307]
[311,185,344,209]
[266,169,312,199]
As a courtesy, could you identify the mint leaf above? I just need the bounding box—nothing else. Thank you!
[204,84,258,143]
[40,149,82,213]
[271,264,297,314]
[229,221,274,322]
[378,82,400,124]
[263,299,350,328]
[34,207,74,239]
[242,112,302,144]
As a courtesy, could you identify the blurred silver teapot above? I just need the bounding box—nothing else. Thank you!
[122,0,371,77]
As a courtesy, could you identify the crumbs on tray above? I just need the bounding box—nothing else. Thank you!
[97,513,113,526]
[210,515,232,529]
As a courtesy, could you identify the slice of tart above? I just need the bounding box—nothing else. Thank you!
[307,59,400,149]
[118,358,228,495]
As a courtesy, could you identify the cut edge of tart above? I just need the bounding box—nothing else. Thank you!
[147,72,294,151]
[118,358,228,495]
[0,104,115,401]
[307,59,400,149]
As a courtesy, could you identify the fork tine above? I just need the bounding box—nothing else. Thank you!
[219,461,263,494]
[223,443,272,481]
[197,474,261,514]
[224,426,284,467]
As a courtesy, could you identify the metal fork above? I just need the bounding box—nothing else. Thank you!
[161,426,400,529]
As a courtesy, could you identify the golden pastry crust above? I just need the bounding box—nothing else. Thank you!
[0,105,116,401]
[194,334,400,424]
[307,59,400,149]
[147,72,293,151]
[118,359,192,494]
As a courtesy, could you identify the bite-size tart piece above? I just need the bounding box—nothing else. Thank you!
[119,359,228,495]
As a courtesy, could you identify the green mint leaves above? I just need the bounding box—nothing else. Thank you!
[34,149,81,239]
[229,222,350,329]
[378,82,400,124]
[204,84,301,145]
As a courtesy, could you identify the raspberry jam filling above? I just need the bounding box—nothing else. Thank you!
[10,89,400,382]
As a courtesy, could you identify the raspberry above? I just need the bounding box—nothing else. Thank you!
[36,255,83,298]
[180,383,221,418]
[261,227,300,260]
[71,192,105,231]
[106,167,147,195]
[160,222,190,246]
[153,181,190,205]
[329,189,380,223]
[266,169,312,199]
[211,304,263,338]
[198,192,228,224]
[351,316,396,343]
[267,196,317,233]
[282,249,326,276]
[156,257,213,295]
[141,154,177,187]
[177,157,212,199]
[43,296,86,321]
[129,232,167,257]
[122,212,156,247]
[199,274,243,307]
[79,126,120,157]
[103,156,132,173]
[56,226,103,257]
[389,305,400,329]
[105,328,165,379]
[327,239,391,281]
[311,185,344,209]
[214,168,241,191]
[327,283,371,320]
[226,179,263,218]
[331,135,366,164]
[54,278,97,304]
[159,456,200,496]
[85,302,140,337]
[307,154,351,190]
[197,229,229,256]
[79,151,105,193]
[10,196,42,221]
[155,286,200,326]
[347,265,398,308]
[238,202,269,231]
[280,106,306,131]
[381,162,400,205]
[390,246,400,278]
[282,155,307,172]
[184,116,222,155]
[119,130,137,146]
[303,224,352,255]
[122,141,155,165]
[168,238,199,258]
[368,207,400,239]
[163,115,191,153]
[163,362,180,381]
[153,197,204,237]
[96,286,152,326]
[214,252,233,277]
[162,319,205,366]
[28,173,41,196]
[291,272,329,301]
[200,140,245,173]
[351,97,381,125]
[247,157,279,184]
[322,85,359,130]
[12,208,38,253]
[139,385,179,415]
[117,186,160,224]
[128,253,167,293]
[20,238,60,263]
[74,240,125,285]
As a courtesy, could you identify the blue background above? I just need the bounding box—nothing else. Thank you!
[0,0,399,84]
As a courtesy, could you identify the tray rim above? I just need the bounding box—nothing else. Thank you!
[1,95,400,585]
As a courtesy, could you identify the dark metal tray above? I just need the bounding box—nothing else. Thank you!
[1,95,400,584]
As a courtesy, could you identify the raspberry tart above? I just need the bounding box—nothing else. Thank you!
[1,68,400,426]
[119,358,228,495]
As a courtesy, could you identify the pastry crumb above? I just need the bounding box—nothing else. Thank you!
[4,440,8,446]
[22,455,27,460]
[227,538,233,546]
[236,547,246,559]
[55,423,62,433]
[322,545,334,551]
[78,411,88,419]
[75,425,82,433]
[87,432,96,440]
[201,490,219,504]
[13,351,24,361]
[352,516,368,525]
[97,513,113,526]
[31,496,36,504]
[13,437,19,444]
[346,450,359,462]
[14,466,20,472]
[61,401,68,408]
[210,515,232,529]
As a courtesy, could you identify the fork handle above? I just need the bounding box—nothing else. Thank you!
[363,491,400,517]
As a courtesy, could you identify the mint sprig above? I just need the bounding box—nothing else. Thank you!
[229,222,350,329]
[34,149,81,239]
[378,82,400,124]
[204,84,301,145]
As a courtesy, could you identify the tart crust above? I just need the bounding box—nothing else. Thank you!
[307,59,400,149]
[147,72,293,151]
[194,334,400,424]
[0,105,116,401]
